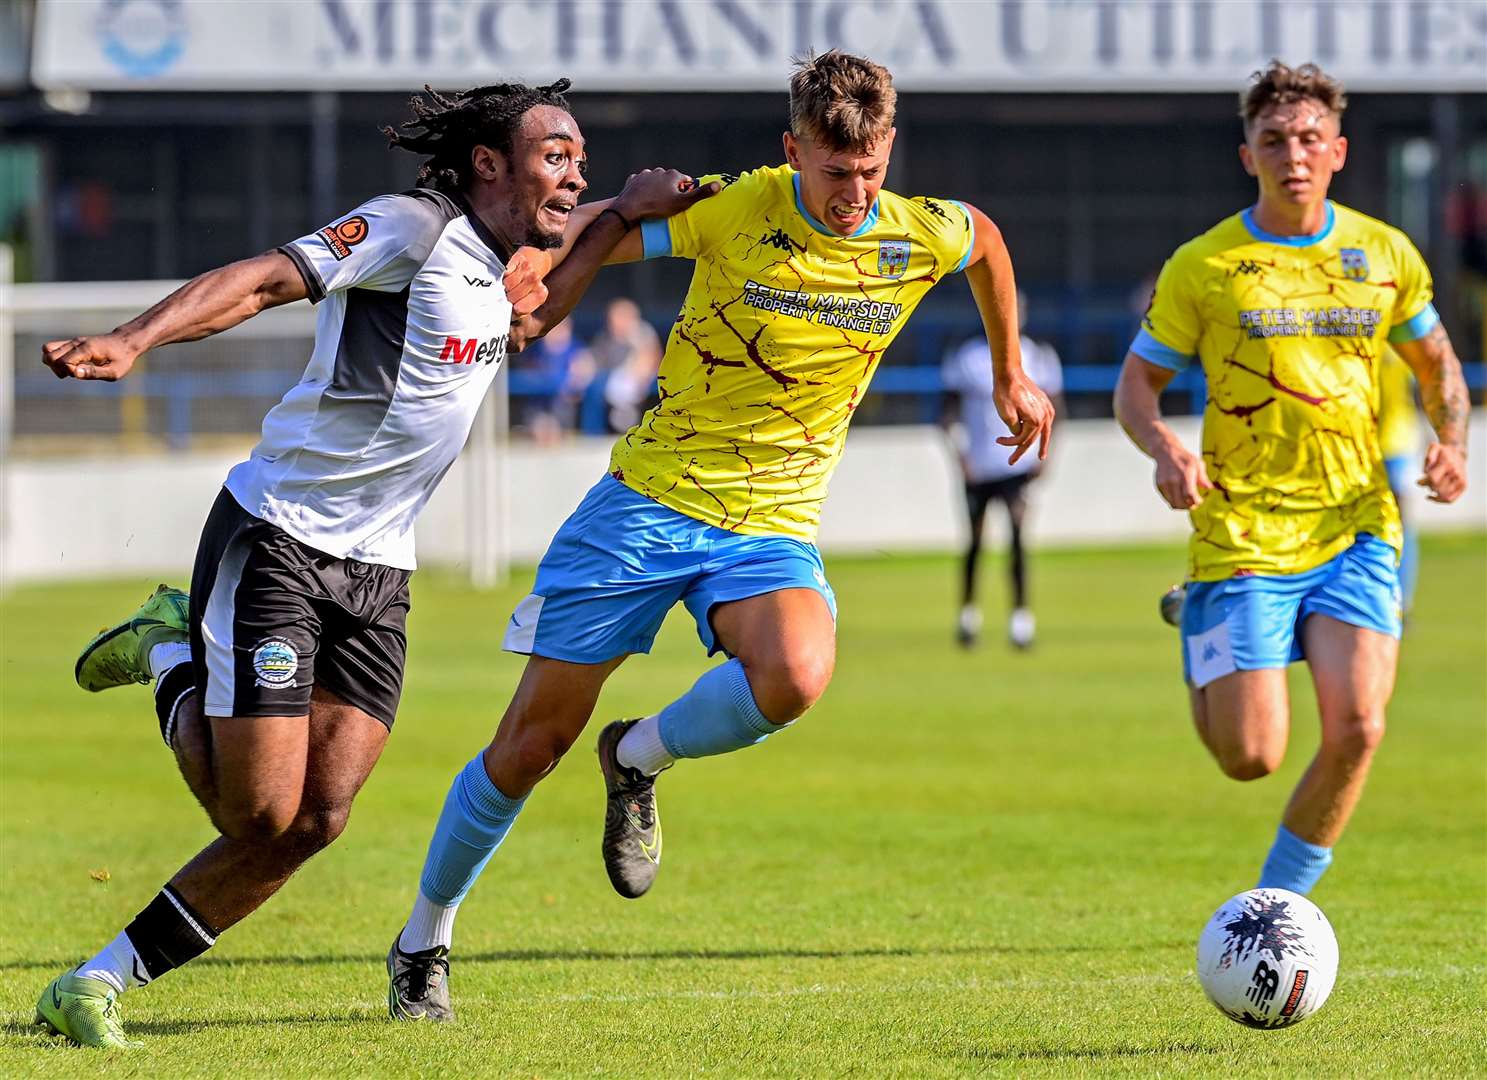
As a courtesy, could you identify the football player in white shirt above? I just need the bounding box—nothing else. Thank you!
[33,80,711,1049]
[941,292,1065,649]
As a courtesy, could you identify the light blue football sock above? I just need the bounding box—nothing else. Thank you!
[417,753,525,906]
[1257,824,1333,895]
[657,658,780,759]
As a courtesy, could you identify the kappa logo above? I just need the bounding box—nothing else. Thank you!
[1234,260,1263,275]
[758,228,805,255]
[440,334,508,365]
[464,274,493,287]
[918,197,950,222]
[252,638,298,689]
[1339,248,1370,281]
[318,216,369,261]
[877,240,911,279]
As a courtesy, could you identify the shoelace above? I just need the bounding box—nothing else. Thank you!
[396,954,448,1002]
[618,774,656,829]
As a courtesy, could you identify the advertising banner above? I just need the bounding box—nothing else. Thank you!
[31,0,1487,93]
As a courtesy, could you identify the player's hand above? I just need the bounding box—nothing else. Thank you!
[1153,443,1214,510]
[613,168,722,222]
[993,372,1054,465]
[41,333,140,381]
[505,313,534,355]
[504,247,551,318]
[1419,442,1467,504]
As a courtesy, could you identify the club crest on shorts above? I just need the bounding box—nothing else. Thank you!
[1339,248,1369,282]
[252,638,298,688]
[877,240,911,279]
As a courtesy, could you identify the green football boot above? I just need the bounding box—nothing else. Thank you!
[34,972,141,1050]
[75,584,189,692]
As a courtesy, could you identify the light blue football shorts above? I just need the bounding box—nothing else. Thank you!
[501,475,837,664]
[1181,533,1402,688]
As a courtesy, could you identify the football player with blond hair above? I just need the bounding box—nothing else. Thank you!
[386,50,1054,1021]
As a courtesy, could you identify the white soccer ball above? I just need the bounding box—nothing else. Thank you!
[1196,888,1339,1029]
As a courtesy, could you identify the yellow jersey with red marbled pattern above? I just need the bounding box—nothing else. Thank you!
[1132,201,1437,581]
[610,164,973,539]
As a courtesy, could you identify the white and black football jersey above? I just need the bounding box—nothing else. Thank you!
[224,189,513,569]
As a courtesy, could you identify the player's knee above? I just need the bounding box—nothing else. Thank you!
[1215,743,1283,781]
[748,649,835,724]
[1324,709,1386,761]
[217,798,299,843]
[278,804,353,858]
[492,723,577,788]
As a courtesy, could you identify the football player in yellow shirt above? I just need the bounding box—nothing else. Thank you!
[386,51,1053,1020]
[1114,62,1470,897]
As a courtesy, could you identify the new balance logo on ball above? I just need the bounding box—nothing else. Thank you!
[439,335,508,365]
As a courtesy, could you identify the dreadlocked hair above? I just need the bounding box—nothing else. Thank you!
[384,80,573,194]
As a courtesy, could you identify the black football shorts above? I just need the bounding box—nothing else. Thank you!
[188,489,411,728]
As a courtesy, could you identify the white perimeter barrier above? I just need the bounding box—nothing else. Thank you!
[3,415,1484,585]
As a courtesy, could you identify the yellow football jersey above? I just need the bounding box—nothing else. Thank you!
[1376,349,1420,460]
[1134,201,1437,581]
[611,164,974,539]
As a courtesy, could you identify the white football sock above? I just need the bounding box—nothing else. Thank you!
[148,641,192,681]
[616,714,674,775]
[76,931,151,995]
[399,891,458,954]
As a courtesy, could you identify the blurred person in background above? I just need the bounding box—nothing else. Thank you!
[513,316,594,444]
[1115,61,1469,901]
[942,290,1064,649]
[1377,349,1421,615]
[590,296,661,431]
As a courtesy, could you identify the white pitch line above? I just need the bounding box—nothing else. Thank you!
[533,964,1486,1006]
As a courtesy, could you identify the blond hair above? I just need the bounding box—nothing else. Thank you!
[789,50,896,153]
[1241,60,1347,129]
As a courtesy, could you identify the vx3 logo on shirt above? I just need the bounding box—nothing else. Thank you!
[464,275,493,287]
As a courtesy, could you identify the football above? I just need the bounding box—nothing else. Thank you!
[1196,888,1339,1029]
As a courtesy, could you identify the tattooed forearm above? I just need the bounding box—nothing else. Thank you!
[1399,324,1470,450]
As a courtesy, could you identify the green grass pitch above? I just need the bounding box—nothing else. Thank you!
[2,536,1483,1077]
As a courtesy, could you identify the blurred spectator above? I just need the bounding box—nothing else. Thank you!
[941,290,1065,651]
[512,318,594,445]
[591,298,662,433]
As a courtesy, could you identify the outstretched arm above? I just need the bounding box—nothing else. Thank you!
[42,252,307,381]
[960,203,1054,463]
[1392,323,1470,504]
[1114,351,1213,510]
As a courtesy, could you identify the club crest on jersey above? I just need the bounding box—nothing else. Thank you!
[1339,248,1369,282]
[252,638,298,688]
[877,240,911,279]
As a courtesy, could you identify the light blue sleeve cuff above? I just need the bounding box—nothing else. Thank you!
[949,200,973,274]
[1130,328,1195,371]
[1386,302,1440,344]
[640,218,672,260]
